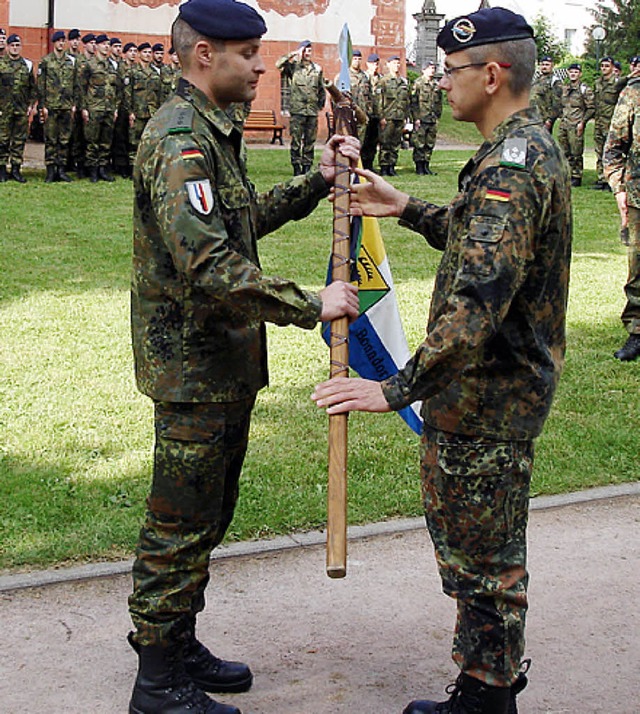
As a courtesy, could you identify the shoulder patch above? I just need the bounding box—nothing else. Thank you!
[186,179,214,215]
[500,138,527,169]
[168,105,194,135]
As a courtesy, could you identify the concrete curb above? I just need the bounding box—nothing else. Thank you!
[1,481,638,593]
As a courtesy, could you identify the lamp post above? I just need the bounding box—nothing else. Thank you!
[593,26,606,66]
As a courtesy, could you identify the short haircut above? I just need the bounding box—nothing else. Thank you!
[171,16,225,67]
[465,38,536,96]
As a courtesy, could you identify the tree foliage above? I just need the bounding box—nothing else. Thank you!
[587,0,640,62]
[531,13,567,64]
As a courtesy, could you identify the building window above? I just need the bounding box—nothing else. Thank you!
[280,75,291,117]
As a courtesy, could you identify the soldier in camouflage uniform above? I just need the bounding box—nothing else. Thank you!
[37,30,77,183]
[65,29,87,176]
[410,60,442,175]
[314,8,572,714]
[361,52,382,171]
[162,46,182,102]
[557,63,595,187]
[333,49,372,143]
[604,59,640,361]
[125,41,162,167]
[112,41,137,177]
[592,56,627,190]
[276,40,326,175]
[0,34,36,183]
[127,1,359,712]
[378,55,410,176]
[78,33,120,182]
[529,54,562,132]
[0,28,6,58]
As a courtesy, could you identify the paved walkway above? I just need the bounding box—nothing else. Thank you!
[1,483,638,713]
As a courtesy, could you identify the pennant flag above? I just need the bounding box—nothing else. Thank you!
[323,176,423,434]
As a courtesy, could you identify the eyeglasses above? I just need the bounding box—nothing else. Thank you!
[442,61,512,78]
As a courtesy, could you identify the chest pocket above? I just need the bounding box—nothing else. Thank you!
[218,184,254,260]
[462,215,506,277]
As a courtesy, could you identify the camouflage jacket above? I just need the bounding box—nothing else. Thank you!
[0,55,36,111]
[131,79,327,403]
[125,63,162,119]
[78,55,120,112]
[37,51,77,110]
[410,76,442,123]
[161,64,181,104]
[560,80,595,124]
[382,108,572,440]
[349,67,373,117]
[529,72,562,124]
[604,77,640,207]
[367,71,382,118]
[594,74,627,124]
[379,75,409,121]
[276,55,325,116]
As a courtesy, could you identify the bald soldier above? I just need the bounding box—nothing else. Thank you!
[313,7,572,713]
[127,0,359,712]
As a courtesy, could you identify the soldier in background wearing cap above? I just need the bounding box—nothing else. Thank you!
[332,49,372,143]
[0,34,36,182]
[37,30,77,182]
[378,54,410,176]
[592,55,627,190]
[410,60,442,175]
[127,1,359,712]
[112,42,138,177]
[529,55,562,132]
[0,28,7,58]
[276,39,326,175]
[78,33,120,182]
[65,29,87,176]
[151,42,165,84]
[313,8,572,713]
[558,63,594,187]
[361,52,382,171]
[604,58,640,361]
[163,46,182,101]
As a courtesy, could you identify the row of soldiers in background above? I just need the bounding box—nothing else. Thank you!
[0,27,182,184]
[277,41,442,177]
[530,54,631,188]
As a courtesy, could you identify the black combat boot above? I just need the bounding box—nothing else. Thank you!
[57,166,73,182]
[44,165,56,183]
[415,161,425,175]
[88,167,99,183]
[98,166,115,182]
[0,165,7,182]
[389,165,398,176]
[128,633,241,714]
[10,165,27,183]
[76,163,86,179]
[424,163,437,175]
[402,673,511,714]
[184,620,253,694]
[614,333,640,361]
[379,165,390,176]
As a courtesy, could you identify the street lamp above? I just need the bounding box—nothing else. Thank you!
[592,26,606,66]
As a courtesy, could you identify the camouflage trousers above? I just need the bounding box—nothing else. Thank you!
[557,120,585,181]
[420,426,533,687]
[111,104,130,171]
[129,397,255,646]
[411,120,438,165]
[593,117,612,183]
[68,109,86,169]
[129,116,150,166]
[361,116,379,170]
[621,205,640,335]
[0,109,29,166]
[84,109,115,168]
[43,108,73,167]
[378,118,404,169]
[289,113,318,172]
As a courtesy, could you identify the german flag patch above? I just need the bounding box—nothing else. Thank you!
[485,188,510,202]
[181,148,204,160]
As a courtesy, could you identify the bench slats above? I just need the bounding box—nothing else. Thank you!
[243,109,284,145]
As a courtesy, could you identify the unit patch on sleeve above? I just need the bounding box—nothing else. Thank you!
[186,179,214,215]
[500,138,527,169]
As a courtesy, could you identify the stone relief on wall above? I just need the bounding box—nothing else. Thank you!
[108,0,331,13]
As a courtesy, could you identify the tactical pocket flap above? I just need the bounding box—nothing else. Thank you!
[468,215,506,243]
[437,441,514,478]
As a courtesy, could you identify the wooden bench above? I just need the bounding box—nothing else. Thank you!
[243,109,285,145]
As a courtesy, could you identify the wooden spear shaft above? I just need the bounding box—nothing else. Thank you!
[326,89,356,579]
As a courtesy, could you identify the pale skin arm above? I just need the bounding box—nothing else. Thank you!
[615,191,629,228]
[312,376,391,414]
[335,167,410,218]
[317,281,359,322]
[318,134,361,184]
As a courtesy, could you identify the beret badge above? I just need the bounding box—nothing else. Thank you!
[452,18,476,44]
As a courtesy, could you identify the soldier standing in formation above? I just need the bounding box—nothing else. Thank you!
[276,39,326,175]
[0,28,6,58]
[125,41,161,169]
[558,62,594,187]
[163,46,182,100]
[79,33,120,182]
[604,57,640,361]
[151,42,166,100]
[0,33,36,183]
[37,30,77,183]
[347,49,372,143]
[65,29,86,176]
[592,55,627,190]
[410,60,442,175]
[361,52,381,171]
[127,0,359,712]
[529,54,562,132]
[112,41,138,177]
[314,8,572,713]
[378,54,409,176]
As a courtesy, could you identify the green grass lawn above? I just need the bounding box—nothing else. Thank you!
[0,139,636,573]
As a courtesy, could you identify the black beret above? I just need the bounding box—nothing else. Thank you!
[298,39,311,49]
[367,53,379,62]
[137,42,151,51]
[437,7,533,55]
[68,29,81,40]
[600,55,614,64]
[82,33,96,43]
[110,37,122,45]
[613,60,622,69]
[568,62,581,71]
[95,34,109,43]
[169,47,176,54]
[124,42,137,52]
[630,56,640,65]
[152,43,164,52]
[52,30,66,42]
[7,33,20,44]
[0,28,6,36]
[388,55,400,61]
[352,49,362,57]
[179,0,267,40]
[540,55,553,62]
